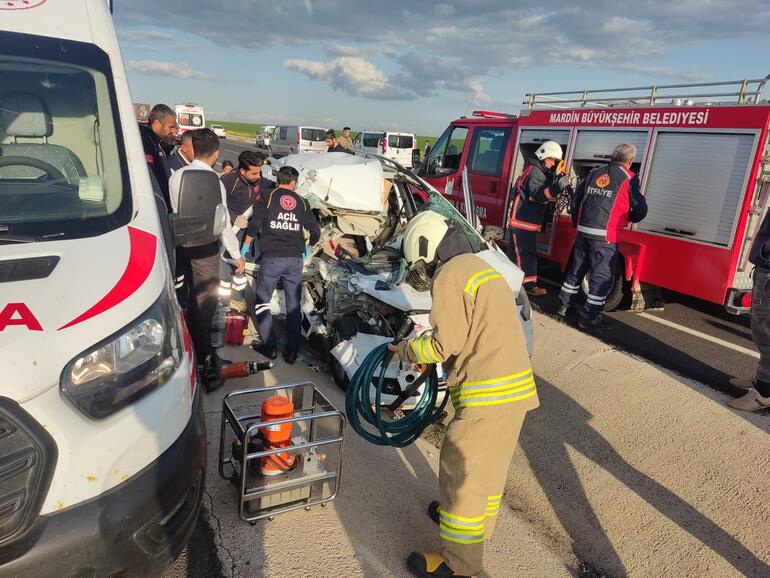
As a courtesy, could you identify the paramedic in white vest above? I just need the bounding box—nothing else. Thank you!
[557,143,647,332]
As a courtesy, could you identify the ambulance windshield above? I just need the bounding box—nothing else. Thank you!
[0,32,131,243]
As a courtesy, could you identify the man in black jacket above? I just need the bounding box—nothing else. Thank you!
[139,103,178,210]
[728,210,770,411]
[325,129,353,153]
[252,166,320,364]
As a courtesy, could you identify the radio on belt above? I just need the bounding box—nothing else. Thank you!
[219,372,345,524]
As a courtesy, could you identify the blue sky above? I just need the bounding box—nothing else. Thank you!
[114,0,767,136]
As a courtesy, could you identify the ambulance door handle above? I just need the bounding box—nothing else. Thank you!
[664,227,695,236]
[490,182,497,195]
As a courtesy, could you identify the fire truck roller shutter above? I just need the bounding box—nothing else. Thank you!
[640,131,756,246]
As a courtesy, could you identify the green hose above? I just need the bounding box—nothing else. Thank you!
[346,344,447,447]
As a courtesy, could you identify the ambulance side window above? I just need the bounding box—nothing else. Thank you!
[425,126,469,176]
[469,127,511,176]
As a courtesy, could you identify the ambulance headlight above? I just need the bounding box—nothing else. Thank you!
[61,290,183,419]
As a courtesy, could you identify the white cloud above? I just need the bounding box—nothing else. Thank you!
[283,56,412,100]
[119,30,174,43]
[127,60,210,80]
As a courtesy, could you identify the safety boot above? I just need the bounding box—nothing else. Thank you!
[526,285,547,297]
[556,305,569,318]
[407,553,469,578]
[579,315,612,333]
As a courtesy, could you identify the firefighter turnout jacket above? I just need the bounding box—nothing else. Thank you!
[571,162,648,242]
[508,162,562,231]
[396,252,538,411]
[396,252,538,576]
[252,187,321,258]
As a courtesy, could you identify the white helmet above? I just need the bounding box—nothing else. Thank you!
[402,210,450,266]
[535,140,563,161]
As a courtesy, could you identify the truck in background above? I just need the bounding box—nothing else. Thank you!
[419,77,770,314]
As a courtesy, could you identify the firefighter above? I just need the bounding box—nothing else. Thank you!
[508,140,569,296]
[388,211,538,578]
[251,166,320,364]
[557,143,648,331]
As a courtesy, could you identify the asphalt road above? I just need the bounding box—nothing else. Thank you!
[216,137,759,401]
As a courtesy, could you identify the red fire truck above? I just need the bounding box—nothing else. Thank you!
[419,77,770,314]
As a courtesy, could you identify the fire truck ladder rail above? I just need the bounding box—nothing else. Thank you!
[525,75,770,109]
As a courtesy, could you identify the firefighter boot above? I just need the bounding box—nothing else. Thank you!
[407,553,470,578]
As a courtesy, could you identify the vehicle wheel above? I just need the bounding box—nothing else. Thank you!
[579,257,626,311]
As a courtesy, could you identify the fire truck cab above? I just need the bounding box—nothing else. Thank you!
[420,77,770,314]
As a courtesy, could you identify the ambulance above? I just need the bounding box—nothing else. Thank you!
[420,77,770,313]
[0,1,206,575]
[174,103,206,138]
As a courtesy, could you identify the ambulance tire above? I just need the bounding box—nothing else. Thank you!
[578,256,627,312]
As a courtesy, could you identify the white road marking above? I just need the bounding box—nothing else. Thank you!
[636,312,759,359]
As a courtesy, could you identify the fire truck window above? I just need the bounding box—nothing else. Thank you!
[425,126,468,176]
[469,127,511,176]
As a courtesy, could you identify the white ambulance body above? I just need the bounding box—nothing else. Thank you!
[0,1,204,576]
[174,103,206,137]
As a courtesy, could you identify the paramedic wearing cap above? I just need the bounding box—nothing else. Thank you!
[508,140,569,296]
[251,166,320,365]
[169,128,245,390]
[388,211,538,578]
[557,143,647,332]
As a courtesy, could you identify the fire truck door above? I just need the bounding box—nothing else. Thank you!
[506,129,571,254]
[466,126,513,226]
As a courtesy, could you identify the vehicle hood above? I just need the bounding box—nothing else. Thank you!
[266,153,385,213]
[0,224,165,402]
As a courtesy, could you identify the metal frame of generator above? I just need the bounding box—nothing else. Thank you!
[219,381,345,523]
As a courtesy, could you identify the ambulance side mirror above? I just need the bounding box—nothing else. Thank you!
[170,170,228,248]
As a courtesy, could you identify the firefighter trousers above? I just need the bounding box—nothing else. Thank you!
[439,403,529,576]
[510,227,539,287]
[751,266,770,384]
[558,235,618,322]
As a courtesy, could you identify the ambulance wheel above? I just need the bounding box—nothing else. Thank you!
[579,257,626,312]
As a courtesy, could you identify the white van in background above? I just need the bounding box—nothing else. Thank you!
[269,125,327,157]
[1,2,206,576]
[354,130,416,168]
[257,124,276,148]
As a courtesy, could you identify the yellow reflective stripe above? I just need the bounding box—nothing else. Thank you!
[439,521,485,535]
[449,375,534,394]
[440,532,485,545]
[424,337,442,363]
[488,494,503,500]
[453,379,535,401]
[464,369,533,387]
[469,273,503,296]
[464,268,495,294]
[410,338,430,364]
[457,389,538,408]
[419,337,432,364]
[439,511,486,524]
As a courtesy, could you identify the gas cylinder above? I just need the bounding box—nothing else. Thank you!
[260,395,296,476]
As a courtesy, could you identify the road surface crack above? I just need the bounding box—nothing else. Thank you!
[204,488,238,577]
[549,347,617,381]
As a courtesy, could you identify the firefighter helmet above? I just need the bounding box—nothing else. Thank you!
[402,210,450,266]
[535,140,563,161]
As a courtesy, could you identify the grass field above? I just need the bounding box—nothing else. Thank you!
[209,119,438,149]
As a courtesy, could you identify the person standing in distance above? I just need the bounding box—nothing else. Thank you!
[557,143,647,332]
[338,126,354,149]
[388,211,539,578]
[252,166,320,364]
[139,103,178,210]
[507,140,569,296]
[169,128,245,391]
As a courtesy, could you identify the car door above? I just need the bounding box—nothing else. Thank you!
[466,126,513,228]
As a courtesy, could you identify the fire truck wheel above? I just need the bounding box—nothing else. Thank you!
[579,258,627,312]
